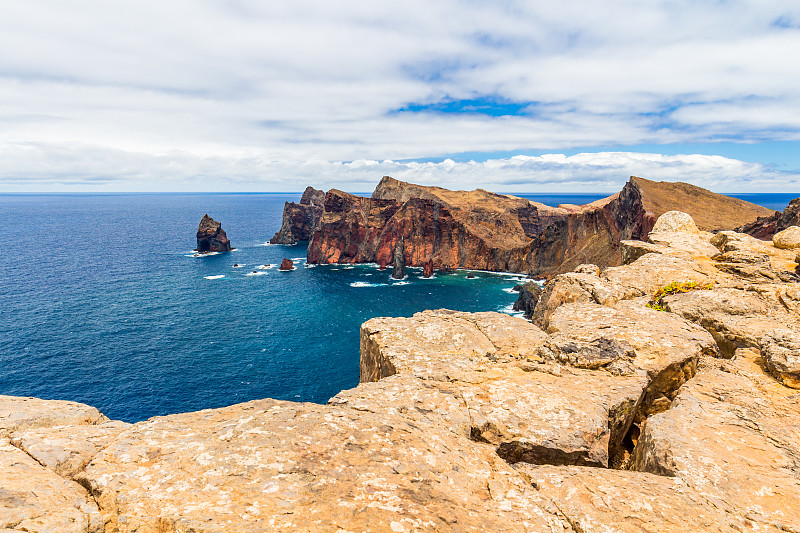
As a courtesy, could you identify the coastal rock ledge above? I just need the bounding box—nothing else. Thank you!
[4,212,800,532]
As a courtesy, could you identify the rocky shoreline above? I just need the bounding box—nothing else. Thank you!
[3,208,800,532]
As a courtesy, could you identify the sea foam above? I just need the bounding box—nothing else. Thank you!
[204,275,225,280]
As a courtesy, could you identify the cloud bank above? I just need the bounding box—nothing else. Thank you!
[1,1,799,191]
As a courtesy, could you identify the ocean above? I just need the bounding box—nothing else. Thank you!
[0,191,794,423]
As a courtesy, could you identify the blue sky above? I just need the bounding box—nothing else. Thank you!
[1,1,799,192]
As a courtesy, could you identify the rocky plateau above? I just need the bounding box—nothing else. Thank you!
[4,208,800,532]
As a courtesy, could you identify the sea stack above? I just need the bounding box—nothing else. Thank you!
[279,258,294,271]
[422,259,434,278]
[196,214,232,253]
[391,237,406,279]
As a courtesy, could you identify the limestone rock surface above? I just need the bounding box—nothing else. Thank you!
[761,329,800,388]
[650,210,700,233]
[631,350,800,531]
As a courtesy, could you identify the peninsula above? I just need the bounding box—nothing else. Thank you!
[276,176,773,277]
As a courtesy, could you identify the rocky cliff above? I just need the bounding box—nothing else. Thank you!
[738,196,800,239]
[269,186,325,244]
[195,214,232,252]
[4,213,800,532]
[303,176,772,277]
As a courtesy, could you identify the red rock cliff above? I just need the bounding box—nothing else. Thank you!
[270,186,325,244]
[302,176,773,277]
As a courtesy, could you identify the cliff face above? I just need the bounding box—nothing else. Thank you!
[269,186,325,244]
[738,197,800,239]
[195,214,232,252]
[304,176,773,277]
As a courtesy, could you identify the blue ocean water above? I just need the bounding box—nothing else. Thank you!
[0,191,794,423]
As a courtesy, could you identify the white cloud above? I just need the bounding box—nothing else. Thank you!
[1,0,799,190]
[1,143,795,194]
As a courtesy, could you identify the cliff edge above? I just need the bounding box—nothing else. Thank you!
[3,212,800,532]
[269,186,325,244]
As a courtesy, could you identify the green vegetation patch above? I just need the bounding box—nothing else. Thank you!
[646,281,714,312]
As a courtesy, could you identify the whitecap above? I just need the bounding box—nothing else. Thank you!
[502,287,520,294]
[304,263,317,268]
[188,251,220,258]
[291,257,305,262]
[497,303,525,317]
[344,266,354,269]
[257,264,275,270]
[232,264,245,268]
[391,281,410,286]
[204,275,225,280]
[350,281,387,287]
[245,271,268,276]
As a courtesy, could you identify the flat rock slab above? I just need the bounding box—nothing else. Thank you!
[632,350,800,531]
[11,420,131,478]
[664,287,798,356]
[0,439,101,533]
[0,396,107,437]
[518,465,783,533]
[358,310,648,468]
[547,301,717,418]
[360,310,547,383]
[78,399,570,533]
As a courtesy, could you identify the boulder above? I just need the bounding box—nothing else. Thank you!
[761,329,800,388]
[773,225,800,249]
[573,263,600,275]
[279,258,294,271]
[195,214,232,252]
[650,210,700,233]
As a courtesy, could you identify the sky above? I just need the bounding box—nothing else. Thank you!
[1,0,800,193]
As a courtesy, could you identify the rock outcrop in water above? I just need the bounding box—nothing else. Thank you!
[195,214,232,252]
[391,236,406,279]
[269,186,325,244]
[5,210,800,532]
[302,175,772,277]
[279,258,294,271]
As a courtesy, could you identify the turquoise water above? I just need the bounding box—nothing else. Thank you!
[0,192,794,422]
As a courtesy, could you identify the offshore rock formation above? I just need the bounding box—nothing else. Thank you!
[279,258,294,271]
[302,175,772,277]
[269,186,325,244]
[738,196,800,240]
[391,236,406,279]
[195,214,232,252]
[4,210,800,532]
